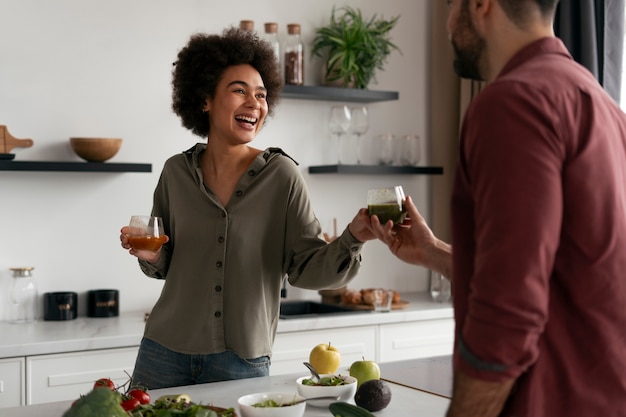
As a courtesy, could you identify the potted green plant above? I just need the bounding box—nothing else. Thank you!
[311,6,401,89]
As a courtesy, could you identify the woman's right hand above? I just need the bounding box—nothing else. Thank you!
[119,226,168,263]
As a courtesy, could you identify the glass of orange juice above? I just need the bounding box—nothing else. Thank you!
[127,215,166,251]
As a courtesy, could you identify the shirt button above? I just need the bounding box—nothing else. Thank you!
[214,311,222,318]
[248,170,256,176]
[218,235,224,243]
[215,285,222,292]
[221,212,226,218]
[216,261,223,268]
[235,190,243,197]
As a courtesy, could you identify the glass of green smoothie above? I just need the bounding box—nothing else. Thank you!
[367,186,407,224]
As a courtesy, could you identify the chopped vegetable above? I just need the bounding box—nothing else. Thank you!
[62,387,127,417]
[301,375,349,386]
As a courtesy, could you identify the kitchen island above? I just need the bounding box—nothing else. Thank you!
[1,370,451,416]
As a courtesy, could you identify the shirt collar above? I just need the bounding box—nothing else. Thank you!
[496,37,573,80]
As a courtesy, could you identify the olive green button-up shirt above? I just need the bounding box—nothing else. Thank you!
[139,144,363,359]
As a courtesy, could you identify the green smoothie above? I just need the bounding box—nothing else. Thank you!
[368,203,407,224]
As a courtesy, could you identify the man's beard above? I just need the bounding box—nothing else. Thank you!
[451,5,486,81]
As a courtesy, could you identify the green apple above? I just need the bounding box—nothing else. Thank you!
[349,358,380,387]
[309,342,341,374]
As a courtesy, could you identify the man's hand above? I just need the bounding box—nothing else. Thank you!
[370,196,453,278]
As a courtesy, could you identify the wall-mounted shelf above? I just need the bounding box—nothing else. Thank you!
[308,165,443,175]
[0,160,152,173]
[282,85,399,103]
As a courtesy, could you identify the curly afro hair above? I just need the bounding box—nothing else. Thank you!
[172,27,283,138]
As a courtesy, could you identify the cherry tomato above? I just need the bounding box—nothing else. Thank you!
[93,378,115,390]
[128,388,151,405]
[121,397,141,411]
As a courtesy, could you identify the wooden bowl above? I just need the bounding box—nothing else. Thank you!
[70,137,122,162]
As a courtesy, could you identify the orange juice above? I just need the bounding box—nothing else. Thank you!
[127,235,167,251]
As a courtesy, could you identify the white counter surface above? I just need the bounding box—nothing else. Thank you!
[0,292,452,359]
[2,371,451,417]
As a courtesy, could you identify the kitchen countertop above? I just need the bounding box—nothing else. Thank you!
[0,292,452,358]
[1,370,451,416]
[380,355,453,398]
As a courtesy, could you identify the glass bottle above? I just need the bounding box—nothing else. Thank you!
[284,23,304,85]
[263,22,281,74]
[9,267,39,323]
[239,20,255,32]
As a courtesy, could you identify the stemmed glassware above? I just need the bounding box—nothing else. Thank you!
[328,105,352,164]
[350,106,369,164]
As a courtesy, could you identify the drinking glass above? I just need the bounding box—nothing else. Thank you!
[127,215,166,251]
[367,185,407,225]
[429,270,451,302]
[350,106,369,164]
[372,289,394,312]
[329,105,352,164]
[375,133,395,165]
[399,134,421,166]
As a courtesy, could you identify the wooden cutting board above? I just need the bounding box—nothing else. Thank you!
[340,300,410,310]
[1,125,34,154]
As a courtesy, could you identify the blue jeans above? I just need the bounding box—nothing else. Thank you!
[132,338,270,389]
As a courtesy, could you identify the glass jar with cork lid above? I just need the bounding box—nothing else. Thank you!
[8,267,39,323]
[284,23,304,85]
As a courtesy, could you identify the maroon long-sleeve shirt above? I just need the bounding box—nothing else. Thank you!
[451,37,626,416]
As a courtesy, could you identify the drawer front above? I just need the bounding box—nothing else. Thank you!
[272,326,377,376]
[27,346,138,405]
[379,319,454,362]
[0,357,25,408]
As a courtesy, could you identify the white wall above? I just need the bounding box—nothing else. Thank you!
[0,0,433,320]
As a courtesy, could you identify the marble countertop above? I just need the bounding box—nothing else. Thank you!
[0,292,452,359]
[2,370,451,416]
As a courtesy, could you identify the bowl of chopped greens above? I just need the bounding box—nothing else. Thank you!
[296,373,357,408]
[237,392,306,417]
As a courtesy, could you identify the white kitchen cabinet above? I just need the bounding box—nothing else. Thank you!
[271,326,377,376]
[26,346,139,405]
[379,318,454,362]
[0,357,25,408]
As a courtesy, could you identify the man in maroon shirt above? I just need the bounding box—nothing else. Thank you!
[371,0,626,416]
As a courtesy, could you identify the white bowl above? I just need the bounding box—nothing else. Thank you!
[237,392,306,417]
[296,373,357,408]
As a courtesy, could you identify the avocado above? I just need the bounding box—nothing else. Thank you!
[354,379,392,411]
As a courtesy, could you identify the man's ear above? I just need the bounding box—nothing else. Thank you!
[203,98,211,113]
[470,0,493,30]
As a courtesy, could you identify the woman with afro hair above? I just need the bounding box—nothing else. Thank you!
[120,27,376,388]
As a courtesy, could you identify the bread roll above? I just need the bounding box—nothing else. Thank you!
[341,289,362,305]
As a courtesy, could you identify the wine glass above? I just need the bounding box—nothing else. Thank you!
[367,185,407,225]
[328,105,352,164]
[350,106,369,164]
[127,215,166,251]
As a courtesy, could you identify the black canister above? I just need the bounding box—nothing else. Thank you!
[44,292,78,321]
[87,289,119,317]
